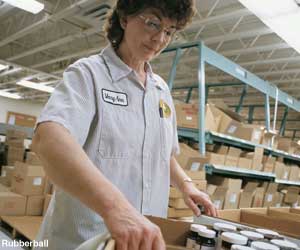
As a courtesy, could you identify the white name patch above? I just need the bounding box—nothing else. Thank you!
[102,89,128,106]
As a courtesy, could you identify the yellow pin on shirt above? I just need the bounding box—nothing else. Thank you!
[159,99,171,118]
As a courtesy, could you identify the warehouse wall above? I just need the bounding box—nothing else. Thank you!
[0,96,44,123]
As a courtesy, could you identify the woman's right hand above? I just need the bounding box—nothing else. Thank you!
[103,202,165,250]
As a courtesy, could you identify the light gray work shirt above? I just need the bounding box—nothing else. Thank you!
[34,45,179,250]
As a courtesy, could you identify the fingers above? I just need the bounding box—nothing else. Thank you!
[185,197,201,216]
[152,232,166,250]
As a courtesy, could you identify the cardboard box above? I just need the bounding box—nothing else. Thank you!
[7,146,25,165]
[251,147,264,171]
[236,124,263,144]
[175,143,206,170]
[282,166,291,180]
[0,165,15,186]
[169,198,188,209]
[273,192,284,207]
[223,179,242,210]
[148,216,199,250]
[284,187,300,206]
[206,152,225,165]
[227,147,242,157]
[184,170,205,180]
[193,180,207,191]
[11,162,46,196]
[215,145,229,155]
[5,138,24,148]
[175,103,219,132]
[210,186,227,210]
[43,194,52,216]
[277,137,299,154]
[289,165,300,181]
[169,187,182,199]
[238,157,252,169]
[5,129,27,139]
[263,156,276,173]
[218,208,300,238]
[26,152,42,165]
[43,176,54,195]
[239,182,258,208]
[274,162,285,179]
[26,195,45,216]
[0,183,10,192]
[252,187,265,207]
[0,192,27,215]
[168,207,193,218]
[263,183,278,207]
[224,155,239,167]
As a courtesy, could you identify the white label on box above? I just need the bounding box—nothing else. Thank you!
[1,170,6,177]
[283,171,289,179]
[186,116,192,121]
[190,162,201,171]
[213,200,221,209]
[33,177,42,186]
[227,125,237,134]
[230,193,237,203]
[253,130,261,140]
[293,202,299,208]
[276,203,281,208]
[267,194,273,202]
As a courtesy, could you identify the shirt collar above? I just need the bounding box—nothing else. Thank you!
[100,44,164,90]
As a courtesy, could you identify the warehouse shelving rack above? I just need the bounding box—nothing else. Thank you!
[163,41,300,182]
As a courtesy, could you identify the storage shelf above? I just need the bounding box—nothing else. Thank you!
[178,127,300,162]
[275,179,300,186]
[0,123,34,139]
[205,164,276,181]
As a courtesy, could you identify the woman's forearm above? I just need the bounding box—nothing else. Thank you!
[32,121,133,219]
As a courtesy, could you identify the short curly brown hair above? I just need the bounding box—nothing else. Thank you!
[104,0,196,49]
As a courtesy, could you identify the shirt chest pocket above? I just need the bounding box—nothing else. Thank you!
[98,106,143,159]
[159,117,173,161]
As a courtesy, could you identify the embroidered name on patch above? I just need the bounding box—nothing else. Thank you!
[102,89,128,106]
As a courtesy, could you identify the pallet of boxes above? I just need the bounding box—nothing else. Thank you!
[0,130,53,218]
[168,143,207,220]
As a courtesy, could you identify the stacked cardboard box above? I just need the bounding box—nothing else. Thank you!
[277,137,300,154]
[5,129,26,165]
[10,162,46,216]
[169,143,207,218]
[175,103,220,132]
[263,183,279,207]
[282,187,300,207]
[207,177,242,210]
[0,165,15,186]
[224,147,241,167]
[239,182,258,208]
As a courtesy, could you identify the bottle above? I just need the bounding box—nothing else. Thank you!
[231,245,256,250]
[194,228,216,250]
[186,224,207,249]
[255,229,282,240]
[213,223,237,249]
[240,231,264,246]
[270,240,299,250]
[220,232,248,250]
[251,241,280,250]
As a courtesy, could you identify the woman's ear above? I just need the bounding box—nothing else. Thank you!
[120,16,127,29]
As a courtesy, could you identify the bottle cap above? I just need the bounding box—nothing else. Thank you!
[213,222,237,232]
[240,231,264,240]
[231,245,255,250]
[221,232,248,245]
[198,228,216,239]
[270,240,298,250]
[251,241,280,250]
[191,224,207,232]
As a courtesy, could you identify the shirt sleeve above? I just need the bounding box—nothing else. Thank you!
[36,60,96,146]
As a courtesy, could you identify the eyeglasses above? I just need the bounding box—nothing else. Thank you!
[139,15,177,42]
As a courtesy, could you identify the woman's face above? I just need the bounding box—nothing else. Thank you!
[121,8,177,61]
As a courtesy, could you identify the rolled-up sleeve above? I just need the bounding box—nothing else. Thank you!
[37,61,96,146]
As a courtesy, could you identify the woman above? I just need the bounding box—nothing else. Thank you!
[32,0,218,249]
